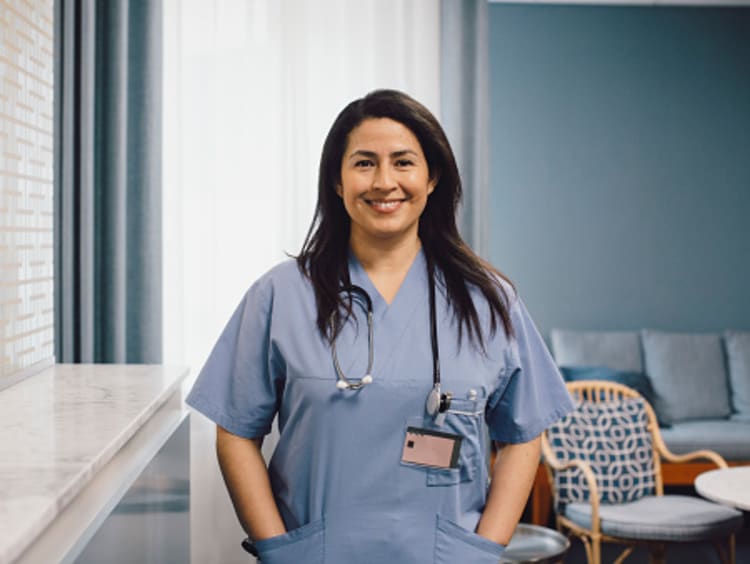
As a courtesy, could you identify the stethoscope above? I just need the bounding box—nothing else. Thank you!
[331,265,452,418]
[241,270,456,559]
[330,285,374,390]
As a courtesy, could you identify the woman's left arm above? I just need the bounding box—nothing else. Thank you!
[475,435,541,545]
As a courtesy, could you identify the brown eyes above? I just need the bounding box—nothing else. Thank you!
[352,159,414,168]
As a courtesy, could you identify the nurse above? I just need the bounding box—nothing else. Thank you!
[186,89,573,564]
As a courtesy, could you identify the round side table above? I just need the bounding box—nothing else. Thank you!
[695,466,750,511]
[501,523,570,564]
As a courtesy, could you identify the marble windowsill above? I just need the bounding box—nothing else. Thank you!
[0,364,189,564]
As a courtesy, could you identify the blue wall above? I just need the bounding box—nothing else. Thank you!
[489,4,750,335]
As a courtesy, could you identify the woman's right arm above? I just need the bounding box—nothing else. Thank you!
[216,425,287,541]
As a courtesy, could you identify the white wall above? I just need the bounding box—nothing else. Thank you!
[0,0,55,390]
[162,1,441,562]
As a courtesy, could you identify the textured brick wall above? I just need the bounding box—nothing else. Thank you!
[0,0,55,387]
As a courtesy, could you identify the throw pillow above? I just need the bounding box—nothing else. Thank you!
[559,366,655,404]
[559,365,668,428]
[547,397,656,507]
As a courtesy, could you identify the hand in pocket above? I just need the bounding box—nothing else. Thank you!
[253,518,325,564]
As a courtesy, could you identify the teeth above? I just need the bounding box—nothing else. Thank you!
[369,200,400,210]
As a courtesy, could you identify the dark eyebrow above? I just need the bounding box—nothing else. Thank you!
[391,150,419,159]
[347,149,419,160]
[347,150,378,160]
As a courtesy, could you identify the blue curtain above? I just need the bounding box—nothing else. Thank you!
[441,0,490,258]
[54,0,162,363]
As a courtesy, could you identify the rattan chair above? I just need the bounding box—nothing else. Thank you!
[541,380,743,564]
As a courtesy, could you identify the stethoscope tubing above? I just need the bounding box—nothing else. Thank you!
[427,260,440,389]
[330,285,374,390]
[331,266,442,397]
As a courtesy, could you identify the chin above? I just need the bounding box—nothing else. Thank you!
[370,226,419,242]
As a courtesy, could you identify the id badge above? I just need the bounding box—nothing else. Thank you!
[401,426,462,470]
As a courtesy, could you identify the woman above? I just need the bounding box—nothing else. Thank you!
[186,90,573,563]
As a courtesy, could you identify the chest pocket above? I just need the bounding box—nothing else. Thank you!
[402,397,484,487]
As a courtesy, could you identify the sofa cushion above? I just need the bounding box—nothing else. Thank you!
[725,331,750,417]
[658,420,750,461]
[550,330,642,372]
[641,331,730,425]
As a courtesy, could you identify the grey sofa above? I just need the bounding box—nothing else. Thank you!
[549,329,750,462]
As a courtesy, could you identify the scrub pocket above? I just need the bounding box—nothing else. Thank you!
[433,515,505,564]
[401,411,481,486]
[253,517,325,564]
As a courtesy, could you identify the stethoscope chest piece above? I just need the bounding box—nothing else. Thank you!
[426,387,441,415]
[426,385,452,423]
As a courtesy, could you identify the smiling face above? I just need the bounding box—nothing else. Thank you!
[337,118,436,249]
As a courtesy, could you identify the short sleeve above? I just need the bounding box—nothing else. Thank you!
[485,296,574,443]
[185,279,282,439]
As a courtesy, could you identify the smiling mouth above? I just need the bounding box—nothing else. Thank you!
[364,198,406,211]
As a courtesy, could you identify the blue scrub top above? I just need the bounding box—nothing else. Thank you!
[187,250,573,564]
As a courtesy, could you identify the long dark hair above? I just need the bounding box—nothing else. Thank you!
[297,89,514,350]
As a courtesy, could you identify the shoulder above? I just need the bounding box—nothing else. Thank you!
[460,264,519,313]
[262,258,308,286]
[243,258,311,305]
[493,273,519,307]
[473,268,531,350]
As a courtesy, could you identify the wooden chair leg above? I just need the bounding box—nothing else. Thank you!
[614,546,634,564]
[713,533,736,564]
[578,534,593,564]
[648,544,666,564]
[590,533,602,564]
[713,541,727,564]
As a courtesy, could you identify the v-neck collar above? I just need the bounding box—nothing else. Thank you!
[346,247,430,381]
[347,247,428,321]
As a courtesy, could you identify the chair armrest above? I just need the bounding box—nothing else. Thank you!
[541,443,602,533]
[658,447,729,469]
[649,422,729,469]
[645,405,729,484]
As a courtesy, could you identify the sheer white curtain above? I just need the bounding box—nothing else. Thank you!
[163,1,440,562]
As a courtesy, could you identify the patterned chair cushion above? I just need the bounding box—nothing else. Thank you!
[547,397,656,507]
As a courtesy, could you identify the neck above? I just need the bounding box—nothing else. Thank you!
[349,231,421,275]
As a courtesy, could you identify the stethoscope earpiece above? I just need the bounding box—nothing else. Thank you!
[336,374,373,391]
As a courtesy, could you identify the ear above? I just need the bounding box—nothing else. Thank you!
[335,184,343,197]
[427,175,438,196]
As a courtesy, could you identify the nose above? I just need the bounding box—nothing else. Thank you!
[373,164,397,191]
